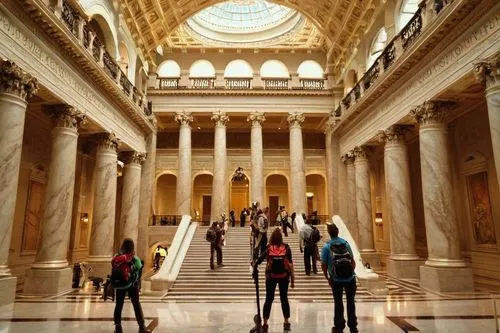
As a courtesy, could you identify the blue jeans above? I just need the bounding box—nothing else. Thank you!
[331,278,357,331]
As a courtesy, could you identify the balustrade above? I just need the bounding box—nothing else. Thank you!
[92,37,101,62]
[401,8,423,50]
[191,77,215,89]
[159,78,180,89]
[263,78,289,90]
[225,78,251,89]
[103,51,119,79]
[82,24,90,49]
[300,78,325,90]
[363,60,380,91]
[382,41,396,70]
[61,0,77,33]
[120,72,132,95]
[353,83,361,100]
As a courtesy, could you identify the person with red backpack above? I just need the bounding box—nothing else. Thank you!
[111,238,150,333]
[253,228,295,332]
[320,223,358,333]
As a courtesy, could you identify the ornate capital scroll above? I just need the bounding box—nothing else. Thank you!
[378,125,411,144]
[247,111,266,127]
[324,117,338,134]
[341,150,355,165]
[175,111,193,127]
[287,112,305,129]
[473,57,500,89]
[121,151,147,165]
[353,146,369,161]
[96,133,119,152]
[45,104,86,130]
[410,100,456,126]
[0,60,38,100]
[211,111,229,127]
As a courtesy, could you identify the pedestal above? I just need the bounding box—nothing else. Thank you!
[23,268,72,295]
[0,276,17,307]
[419,265,474,292]
[387,258,426,279]
[85,258,111,280]
[360,251,382,270]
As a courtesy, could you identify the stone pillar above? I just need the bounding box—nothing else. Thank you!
[474,60,500,191]
[210,111,229,222]
[174,112,193,216]
[324,117,338,216]
[0,61,38,305]
[24,106,85,295]
[341,151,357,241]
[119,151,146,245]
[353,146,381,269]
[87,133,119,278]
[379,125,424,278]
[287,112,307,215]
[410,100,473,292]
[247,112,266,206]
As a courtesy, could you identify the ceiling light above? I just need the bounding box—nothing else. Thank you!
[197,126,201,130]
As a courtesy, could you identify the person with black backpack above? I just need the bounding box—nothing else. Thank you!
[206,221,224,270]
[111,238,150,333]
[321,222,358,333]
[253,228,295,332]
[300,217,321,275]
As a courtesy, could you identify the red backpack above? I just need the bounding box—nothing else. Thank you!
[110,253,134,288]
[266,245,292,279]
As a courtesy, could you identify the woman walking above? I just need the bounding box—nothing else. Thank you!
[253,228,295,332]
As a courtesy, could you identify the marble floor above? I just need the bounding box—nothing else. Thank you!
[1,292,499,333]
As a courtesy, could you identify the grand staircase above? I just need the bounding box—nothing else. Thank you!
[165,224,335,302]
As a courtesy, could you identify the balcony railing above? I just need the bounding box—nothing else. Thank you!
[334,1,452,119]
[152,215,182,226]
[159,77,180,89]
[263,78,289,90]
[56,0,152,118]
[191,77,215,89]
[300,78,325,90]
[225,78,251,89]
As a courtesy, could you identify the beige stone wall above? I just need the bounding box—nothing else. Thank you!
[155,174,177,215]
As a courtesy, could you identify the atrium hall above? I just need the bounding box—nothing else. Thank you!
[0,0,499,332]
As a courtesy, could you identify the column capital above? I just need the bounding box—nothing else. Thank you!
[410,100,456,126]
[96,133,119,152]
[121,151,146,165]
[473,57,500,89]
[341,150,355,165]
[353,146,369,161]
[44,104,86,130]
[324,117,338,134]
[211,110,229,127]
[287,112,305,129]
[0,60,38,100]
[247,111,266,127]
[174,111,193,127]
[378,124,411,144]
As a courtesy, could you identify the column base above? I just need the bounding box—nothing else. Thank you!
[0,276,17,307]
[387,258,426,279]
[23,268,72,296]
[86,257,112,279]
[360,251,382,270]
[358,276,388,295]
[419,265,474,293]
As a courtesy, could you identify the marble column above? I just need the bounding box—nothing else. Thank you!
[410,100,473,292]
[87,133,119,278]
[324,117,339,216]
[24,106,86,295]
[137,130,157,260]
[379,125,424,278]
[0,61,38,305]
[247,112,266,206]
[341,151,357,242]
[175,111,193,216]
[119,151,146,245]
[474,60,500,191]
[287,112,307,215]
[353,146,381,269]
[210,111,229,222]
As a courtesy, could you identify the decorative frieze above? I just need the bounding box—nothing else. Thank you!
[473,57,500,89]
[174,111,193,127]
[211,111,229,127]
[410,100,456,126]
[247,111,266,127]
[0,60,38,100]
[121,151,147,165]
[96,133,119,152]
[287,112,305,128]
[45,104,86,130]
[378,125,411,144]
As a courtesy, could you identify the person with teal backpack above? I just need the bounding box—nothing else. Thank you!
[112,238,151,333]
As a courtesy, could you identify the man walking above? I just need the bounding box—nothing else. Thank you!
[321,222,358,333]
[252,208,269,260]
[207,222,223,270]
[300,218,319,275]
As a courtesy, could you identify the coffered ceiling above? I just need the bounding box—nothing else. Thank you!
[121,0,379,70]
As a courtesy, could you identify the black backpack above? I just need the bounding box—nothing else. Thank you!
[329,241,354,279]
[206,228,217,243]
[310,227,321,243]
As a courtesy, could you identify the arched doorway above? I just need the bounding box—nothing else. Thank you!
[155,174,177,216]
[192,173,213,224]
[88,15,116,57]
[265,174,289,224]
[305,174,327,216]
[230,170,249,222]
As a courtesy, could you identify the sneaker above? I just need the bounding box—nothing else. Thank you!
[331,327,343,333]
[284,322,291,331]
[263,323,269,332]
[114,325,123,333]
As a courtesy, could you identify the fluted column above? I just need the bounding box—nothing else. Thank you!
[119,151,146,245]
[474,60,500,191]
[411,100,473,292]
[287,112,307,215]
[210,111,229,222]
[341,151,357,241]
[87,133,119,278]
[379,125,424,278]
[24,106,86,295]
[175,111,193,216]
[0,61,38,305]
[324,117,338,216]
[247,112,266,206]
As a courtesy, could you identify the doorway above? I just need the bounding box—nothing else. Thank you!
[269,196,279,223]
[202,196,212,225]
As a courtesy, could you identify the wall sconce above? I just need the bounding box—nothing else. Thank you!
[306,192,314,198]
[375,212,383,225]
[80,213,89,223]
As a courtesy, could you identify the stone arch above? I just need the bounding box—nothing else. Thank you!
[157,59,182,78]
[297,60,324,79]
[189,59,216,78]
[367,27,387,68]
[305,173,327,216]
[395,0,419,33]
[265,172,290,221]
[192,172,214,223]
[88,14,118,58]
[118,41,130,73]
[224,59,254,78]
[260,59,290,78]
[155,173,177,215]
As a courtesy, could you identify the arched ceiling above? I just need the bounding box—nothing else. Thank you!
[120,0,378,70]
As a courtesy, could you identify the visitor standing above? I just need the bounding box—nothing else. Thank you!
[112,238,150,333]
[253,228,295,332]
[321,222,358,333]
[230,210,236,227]
[240,208,247,227]
[253,208,269,260]
[299,218,319,275]
[206,222,224,270]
